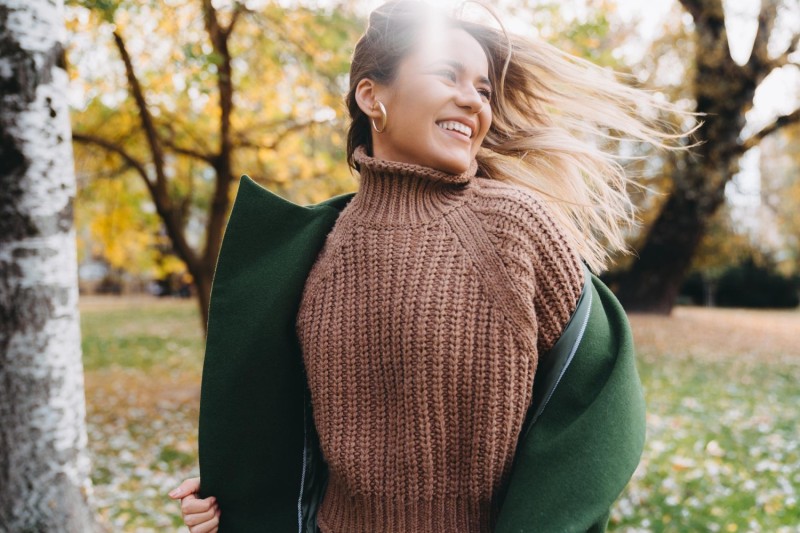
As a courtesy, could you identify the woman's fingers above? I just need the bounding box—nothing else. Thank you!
[188,507,220,533]
[167,477,220,532]
[181,494,216,516]
[184,502,218,527]
[169,476,201,499]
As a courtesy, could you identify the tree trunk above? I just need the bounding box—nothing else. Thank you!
[0,0,104,530]
[615,0,800,313]
[615,160,728,313]
[193,263,213,331]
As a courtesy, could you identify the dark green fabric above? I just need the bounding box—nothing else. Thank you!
[198,176,354,531]
[198,175,646,532]
[494,275,646,532]
[522,264,593,433]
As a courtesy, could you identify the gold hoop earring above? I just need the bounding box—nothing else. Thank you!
[371,101,387,133]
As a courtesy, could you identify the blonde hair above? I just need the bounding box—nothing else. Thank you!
[346,1,695,272]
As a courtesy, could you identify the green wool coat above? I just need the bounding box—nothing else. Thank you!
[198,175,646,533]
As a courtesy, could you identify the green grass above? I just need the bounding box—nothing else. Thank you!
[79,297,800,532]
[613,354,800,532]
[614,308,800,532]
[80,297,204,372]
[80,296,205,531]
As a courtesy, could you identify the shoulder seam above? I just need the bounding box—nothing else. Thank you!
[443,207,538,352]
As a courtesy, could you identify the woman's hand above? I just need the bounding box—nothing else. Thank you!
[169,477,220,532]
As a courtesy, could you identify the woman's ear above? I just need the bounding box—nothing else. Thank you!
[355,78,383,119]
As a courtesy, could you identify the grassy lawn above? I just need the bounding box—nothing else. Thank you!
[80,296,800,532]
[618,308,800,532]
[81,296,204,531]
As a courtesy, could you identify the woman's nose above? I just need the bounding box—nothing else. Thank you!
[455,85,483,113]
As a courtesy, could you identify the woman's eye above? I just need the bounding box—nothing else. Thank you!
[478,88,492,100]
[439,70,457,81]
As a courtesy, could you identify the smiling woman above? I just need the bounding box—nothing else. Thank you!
[353,18,493,174]
[172,1,692,532]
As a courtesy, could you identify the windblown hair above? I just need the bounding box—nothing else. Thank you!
[345,0,693,272]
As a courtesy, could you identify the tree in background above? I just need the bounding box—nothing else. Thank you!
[0,0,102,530]
[615,0,800,313]
[68,0,362,329]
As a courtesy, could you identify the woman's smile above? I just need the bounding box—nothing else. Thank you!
[436,120,474,139]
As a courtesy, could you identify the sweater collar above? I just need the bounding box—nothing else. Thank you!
[347,145,477,226]
[353,145,478,186]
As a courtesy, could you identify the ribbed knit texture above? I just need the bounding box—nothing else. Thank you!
[295,145,585,533]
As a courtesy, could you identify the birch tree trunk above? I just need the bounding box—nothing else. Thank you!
[0,0,103,530]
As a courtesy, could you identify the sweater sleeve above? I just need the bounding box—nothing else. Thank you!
[469,179,585,355]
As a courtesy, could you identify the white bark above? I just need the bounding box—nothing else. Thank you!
[0,0,103,531]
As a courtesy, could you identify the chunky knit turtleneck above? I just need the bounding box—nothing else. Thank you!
[344,145,478,226]
[295,145,585,533]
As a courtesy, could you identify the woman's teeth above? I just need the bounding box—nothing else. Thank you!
[436,121,472,138]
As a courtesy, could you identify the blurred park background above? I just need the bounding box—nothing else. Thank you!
[1,0,799,531]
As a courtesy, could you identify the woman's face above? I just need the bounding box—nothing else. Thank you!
[364,25,493,174]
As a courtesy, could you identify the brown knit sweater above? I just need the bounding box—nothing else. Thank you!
[295,145,585,533]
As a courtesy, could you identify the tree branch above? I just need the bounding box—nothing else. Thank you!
[162,138,215,163]
[223,1,248,38]
[72,133,153,188]
[72,130,198,264]
[159,110,217,156]
[201,0,236,268]
[748,0,779,71]
[89,162,136,181]
[111,31,169,193]
[201,0,233,159]
[111,32,206,189]
[110,30,200,271]
[737,107,800,154]
[233,118,337,151]
[677,0,704,22]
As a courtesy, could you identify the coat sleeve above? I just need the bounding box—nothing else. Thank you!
[197,175,349,532]
[494,274,646,533]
